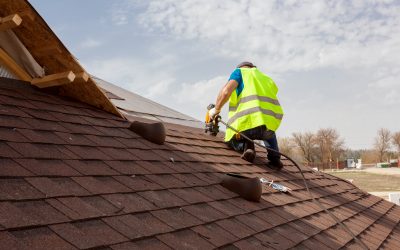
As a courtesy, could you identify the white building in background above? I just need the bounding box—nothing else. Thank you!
[389,193,400,205]
[346,158,362,169]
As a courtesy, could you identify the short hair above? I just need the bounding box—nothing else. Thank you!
[237,61,256,68]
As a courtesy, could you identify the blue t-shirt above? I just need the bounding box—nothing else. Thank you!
[228,68,244,96]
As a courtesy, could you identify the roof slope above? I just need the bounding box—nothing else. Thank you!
[0,77,400,249]
[93,76,202,128]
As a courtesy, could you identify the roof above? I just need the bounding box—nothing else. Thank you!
[93,76,203,128]
[1,77,400,249]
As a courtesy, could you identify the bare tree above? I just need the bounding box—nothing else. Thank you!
[292,132,316,164]
[360,150,378,164]
[331,139,345,162]
[374,128,391,162]
[392,131,400,156]
[315,128,345,170]
[278,137,295,157]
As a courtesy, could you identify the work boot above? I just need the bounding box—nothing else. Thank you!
[267,159,284,171]
[241,149,256,163]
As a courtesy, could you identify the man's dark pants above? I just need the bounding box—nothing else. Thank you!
[227,125,280,162]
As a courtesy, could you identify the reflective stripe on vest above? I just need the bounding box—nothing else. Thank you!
[228,95,281,112]
[227,106,283,125]
[224,68,283,142]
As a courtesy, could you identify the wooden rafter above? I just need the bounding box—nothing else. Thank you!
[74,71,89,83]
[0,14,22,31]
[0,48,32,81]
[31,71,75,88]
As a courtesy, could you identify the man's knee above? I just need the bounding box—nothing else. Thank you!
[227,139,245,152]
[262,129,276,140]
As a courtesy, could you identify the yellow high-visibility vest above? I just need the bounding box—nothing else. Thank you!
[225,68,283,142]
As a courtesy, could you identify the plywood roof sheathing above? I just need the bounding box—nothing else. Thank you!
[16,9,35,21]
[32,44,62,56]
[0,47,32,81]
[0,14,22,31]
[31,71,75,88]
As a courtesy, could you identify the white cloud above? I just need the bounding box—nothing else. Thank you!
[367,71,400,106]
[110,0,149,26]
[174,76,224,105]
[134,0,400,73]
[173,76,227,119]
[111,8,128,26]
[371,74,400,89]
[80,38,102,49]
[162,76,228,121]
[81,56,177,97]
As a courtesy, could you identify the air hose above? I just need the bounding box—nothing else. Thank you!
[216,116,368,250]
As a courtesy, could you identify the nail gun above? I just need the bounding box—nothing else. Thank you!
[205,104,220,136]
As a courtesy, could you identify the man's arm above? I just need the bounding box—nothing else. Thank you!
[215,79,238,111]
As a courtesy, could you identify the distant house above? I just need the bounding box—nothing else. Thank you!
[0,1,400,249]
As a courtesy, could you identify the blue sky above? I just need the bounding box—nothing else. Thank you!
[30,0,400,149]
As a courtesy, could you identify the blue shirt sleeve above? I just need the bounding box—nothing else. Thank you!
[228,68,244,96]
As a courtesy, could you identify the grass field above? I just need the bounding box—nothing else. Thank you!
[326,171,400,192]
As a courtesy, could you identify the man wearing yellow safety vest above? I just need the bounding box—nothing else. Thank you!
[208,61,284,170]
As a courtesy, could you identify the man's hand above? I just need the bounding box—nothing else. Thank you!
[208,107,221,120]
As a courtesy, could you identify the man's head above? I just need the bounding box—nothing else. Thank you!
[237,61,256,68]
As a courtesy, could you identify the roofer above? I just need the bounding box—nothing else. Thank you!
[208,61,284,170]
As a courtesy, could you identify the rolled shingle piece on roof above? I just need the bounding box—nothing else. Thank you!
[221,173,262,202]
[129,120,166,145]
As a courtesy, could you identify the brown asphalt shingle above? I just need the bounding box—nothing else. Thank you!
[0,77,400,249]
